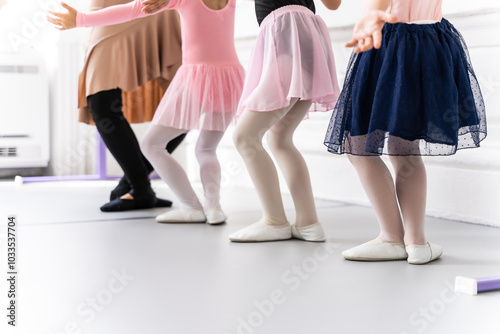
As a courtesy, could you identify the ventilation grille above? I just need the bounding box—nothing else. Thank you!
[0,65,38,74]
[0,147,17,157]
[0,135,29,138]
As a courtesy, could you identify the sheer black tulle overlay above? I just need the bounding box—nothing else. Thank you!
[324,18,487,156]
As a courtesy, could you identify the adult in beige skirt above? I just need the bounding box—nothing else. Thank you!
[80,0,185,211]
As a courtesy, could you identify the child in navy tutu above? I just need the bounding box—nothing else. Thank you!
[324,0,487,263]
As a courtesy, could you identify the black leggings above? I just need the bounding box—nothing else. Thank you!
[87,88,186,194]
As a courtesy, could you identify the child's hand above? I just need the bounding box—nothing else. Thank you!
[47,2,77,30]
[346,10,398,53]
[320,0,341,10]
[142,0,169,14]
[0,0,9,10]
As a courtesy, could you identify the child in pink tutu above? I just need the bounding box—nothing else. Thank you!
[48,0,245,224]
[228,0,341,242]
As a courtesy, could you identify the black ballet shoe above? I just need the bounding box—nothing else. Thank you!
[100,196,173,211]
[155,198,173,208]
[101,186,173,212]
[100,196,157,212]
[101,187,158,212]
[110,177,132,201]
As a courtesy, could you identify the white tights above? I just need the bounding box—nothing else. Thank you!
[347,155,427,245]
[141,125,224,211]
[233,98,318,227]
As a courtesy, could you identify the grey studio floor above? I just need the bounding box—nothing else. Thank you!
[0,180,499,334]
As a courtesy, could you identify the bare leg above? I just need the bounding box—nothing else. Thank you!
[347,155,405,243]
[267,100,318,227]
[389,155,427,245]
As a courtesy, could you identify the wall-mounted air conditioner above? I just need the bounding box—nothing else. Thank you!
[0,50,49,168]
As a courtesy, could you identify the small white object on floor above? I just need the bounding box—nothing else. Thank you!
[455,275,500,296]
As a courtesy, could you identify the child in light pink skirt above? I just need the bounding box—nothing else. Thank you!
[229,0,342,242]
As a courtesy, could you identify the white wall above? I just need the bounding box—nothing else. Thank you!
[0,0,95,177]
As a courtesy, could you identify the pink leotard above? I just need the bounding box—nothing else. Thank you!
[387,0,443,23]
[77,0,240,65]
[77,0,244,131]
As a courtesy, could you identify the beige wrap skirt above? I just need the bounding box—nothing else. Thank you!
[78,0,182,124]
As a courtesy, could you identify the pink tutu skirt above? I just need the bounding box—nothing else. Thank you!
[237,5,340,115]
[152,63,245,131]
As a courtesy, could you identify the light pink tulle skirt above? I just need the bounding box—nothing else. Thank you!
[237,5,340,115]
[152,63,245,131]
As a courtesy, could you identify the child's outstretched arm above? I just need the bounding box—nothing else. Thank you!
[47,0,170,30]
[346,0,398,53]
[47,2,78,30]
[321,0,341,10]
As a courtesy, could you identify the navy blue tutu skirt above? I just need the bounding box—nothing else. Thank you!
[324,18,487,156]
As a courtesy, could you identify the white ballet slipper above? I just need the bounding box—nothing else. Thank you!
[156,208,206,223]
[406,242,443,264]
[342,238,408,261]
[229,221,291,242]
[205,209,227,225]
[291,223,326,242]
